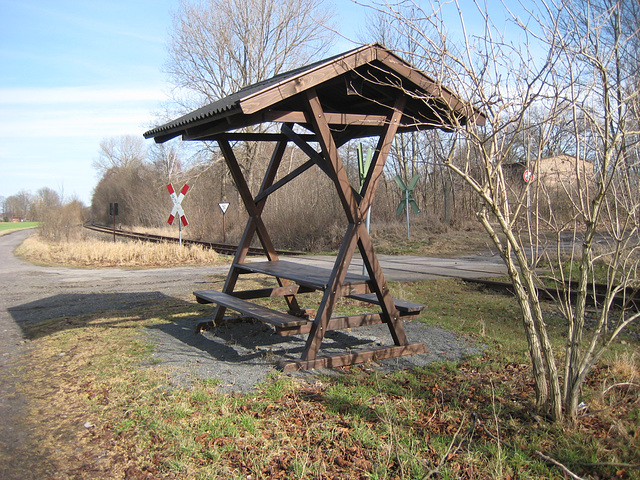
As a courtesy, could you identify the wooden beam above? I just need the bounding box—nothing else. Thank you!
[254,158,316,203]
[305,90,362,224]
[185,131,317,142]
[360,95,406,213]
[239,45,378,115]
[280,343,428,372]
[264,110,388,126]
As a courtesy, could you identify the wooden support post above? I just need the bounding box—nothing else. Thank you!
[212,135,302,322]
[299,89,411,362]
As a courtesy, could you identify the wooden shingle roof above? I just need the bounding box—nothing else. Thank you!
[144,43,484,145]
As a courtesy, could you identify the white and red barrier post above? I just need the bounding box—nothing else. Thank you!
[167,183,189,245]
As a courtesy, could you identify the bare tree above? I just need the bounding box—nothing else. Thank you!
[149,140,185,182]
[29,187,62,222]
[371,0,640,423]
[93,135,147,175]
[163,0,336,193]
[166,0,336,106]
[4,190,33,220]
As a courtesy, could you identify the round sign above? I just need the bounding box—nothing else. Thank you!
[523,170,534,182]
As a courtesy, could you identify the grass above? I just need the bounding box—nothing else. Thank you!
[14,233,227,267]
[370,225,494,257]
[8,278,640,479]
[0,221,40,235]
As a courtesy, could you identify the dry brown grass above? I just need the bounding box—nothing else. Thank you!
[371,222,494,257]
[15,235,224,268]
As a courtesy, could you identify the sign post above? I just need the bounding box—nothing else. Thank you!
[395,174,420,238]
[109,202,118,243]
[167,184,189,246]
[358,144,373,274]
[218,202,230,243]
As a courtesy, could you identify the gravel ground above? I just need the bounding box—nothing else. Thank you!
[147,315,483,392]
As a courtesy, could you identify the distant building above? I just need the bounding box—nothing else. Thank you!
[505,154,594,191]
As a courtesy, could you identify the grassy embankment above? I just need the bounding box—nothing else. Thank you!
[0,221,41,236]
[8,229,640,479]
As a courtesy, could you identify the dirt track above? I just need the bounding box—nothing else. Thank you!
[0,230,489,479]
[0,230,232,479]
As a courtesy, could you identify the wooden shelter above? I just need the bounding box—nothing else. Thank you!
[144,43,485,371]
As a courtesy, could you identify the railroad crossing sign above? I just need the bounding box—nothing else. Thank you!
[167,183,189,226]
[395,174,421,215]
[395,174,420,239]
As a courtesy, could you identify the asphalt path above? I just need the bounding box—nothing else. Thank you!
[0,229,505,479]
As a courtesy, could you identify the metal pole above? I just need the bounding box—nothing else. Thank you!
[362,206,371,276]
[179,220,182,246]
[405,189,410,238]
[222,213,226,244]
[113,209,116,243]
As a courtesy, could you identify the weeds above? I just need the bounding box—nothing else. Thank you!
[15,234,223,267]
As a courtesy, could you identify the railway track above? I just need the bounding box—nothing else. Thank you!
[463,277,640,311]
[83,223,303,257]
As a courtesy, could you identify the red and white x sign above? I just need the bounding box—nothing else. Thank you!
[167,183,189,226]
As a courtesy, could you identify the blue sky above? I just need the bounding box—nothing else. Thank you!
[0,0,534,206]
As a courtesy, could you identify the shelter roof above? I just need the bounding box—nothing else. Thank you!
[144,43,485,144]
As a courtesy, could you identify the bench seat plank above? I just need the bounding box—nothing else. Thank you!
[347,293,426,314]
[194,290,309,328]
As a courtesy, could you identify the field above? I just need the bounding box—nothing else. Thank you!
[7,274,639,479]
[15,233,225,267]
[0,221,40,236]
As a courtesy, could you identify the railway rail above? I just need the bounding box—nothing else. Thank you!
[83,223,304,257]
[464,278,640,311]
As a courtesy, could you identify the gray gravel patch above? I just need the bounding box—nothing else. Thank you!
[146,316,483,393]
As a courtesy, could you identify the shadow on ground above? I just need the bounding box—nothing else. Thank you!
[8,292,484,393]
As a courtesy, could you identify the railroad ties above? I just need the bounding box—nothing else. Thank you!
[83,223,303,257]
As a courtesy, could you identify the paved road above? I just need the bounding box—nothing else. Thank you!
[0,229,505,479]
[290,253,506,281]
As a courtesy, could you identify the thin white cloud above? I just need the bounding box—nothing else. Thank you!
[0,86,166,105]
[1,107,156,138]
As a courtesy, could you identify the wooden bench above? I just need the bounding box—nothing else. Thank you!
[194,265,426,335]
[194,289,310,328]
[347,293,426,316]
[195,260,428,368]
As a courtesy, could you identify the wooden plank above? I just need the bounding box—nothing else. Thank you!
[347,293,426,314]
[279,343,428,372]
[234,260,370,291]
[186,132,317,142]
[276,311,419,336]
[264,110,389,126]
[194,290,309,328]
[239,45,378,115]
[230,285,314,300]
[276,312,385,336]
